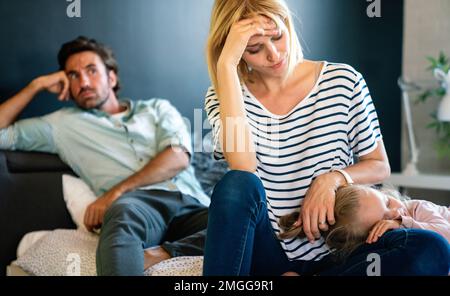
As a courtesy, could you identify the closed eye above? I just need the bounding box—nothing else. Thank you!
[383,194,390,207]
[271,32,283,41]
[246,46,262,55]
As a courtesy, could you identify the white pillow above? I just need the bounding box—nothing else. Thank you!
[16,230,51,258]
[62,174,97,231]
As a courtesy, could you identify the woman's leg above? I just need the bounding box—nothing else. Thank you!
[319,229,450,276]
[203,170,290,275]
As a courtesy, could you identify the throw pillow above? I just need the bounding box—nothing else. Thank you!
[62,174,97,231]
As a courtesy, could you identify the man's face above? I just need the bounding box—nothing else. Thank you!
[65,51,117,110]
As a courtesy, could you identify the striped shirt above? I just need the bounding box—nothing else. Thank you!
[204,62,382,261]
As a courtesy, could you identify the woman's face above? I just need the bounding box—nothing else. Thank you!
[242,17,290,78]
[357,188,406,231]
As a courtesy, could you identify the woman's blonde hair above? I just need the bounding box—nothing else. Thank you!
[206,0,303,89]
[278,185,373,260]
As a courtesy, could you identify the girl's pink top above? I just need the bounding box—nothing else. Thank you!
[401,200,450,243]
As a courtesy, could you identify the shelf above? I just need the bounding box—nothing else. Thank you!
[385,173,450,191]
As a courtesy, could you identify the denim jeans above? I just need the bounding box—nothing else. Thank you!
[203,170,450,276]
[96,189,207,276]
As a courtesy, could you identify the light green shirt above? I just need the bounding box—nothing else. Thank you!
[0,98,210,206]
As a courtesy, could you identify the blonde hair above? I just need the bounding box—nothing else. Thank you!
[278,185,374,260]
[206,0,303,89]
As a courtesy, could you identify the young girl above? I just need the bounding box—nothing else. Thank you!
[279,185,450,260]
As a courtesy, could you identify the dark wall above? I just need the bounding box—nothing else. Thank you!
[0,0,214,120]
[0,0,402,171]
[289,0,403,171]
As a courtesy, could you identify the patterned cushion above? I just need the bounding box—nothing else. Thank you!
[145,256,203,276]
[192,152,228,196]
[15,229,98,276]
[14,229,203,276]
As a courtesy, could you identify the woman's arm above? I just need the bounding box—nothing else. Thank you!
[215,17,278,172]
[216,62,257,172]
[342,140,391,184]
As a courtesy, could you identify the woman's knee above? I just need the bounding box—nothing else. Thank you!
[410,230,449,259]
[212,170,265,205]
[400,229,449,275]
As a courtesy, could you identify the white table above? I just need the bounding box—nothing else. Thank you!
[385,173,450,191]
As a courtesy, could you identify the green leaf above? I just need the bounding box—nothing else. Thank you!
[434,88,446,98]
[417,90,432,103]
[422,53,450,158]
[444,64,450,73]
[426,56,436,64]
[438,51,449,65]
[427,122,438,129]
[435,139,450,159]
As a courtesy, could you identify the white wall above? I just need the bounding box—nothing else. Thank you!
[402,0,450,204]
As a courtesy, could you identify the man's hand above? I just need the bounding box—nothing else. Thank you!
[366,219,401,244]
[84,185,124,232]
[31,71,70,101]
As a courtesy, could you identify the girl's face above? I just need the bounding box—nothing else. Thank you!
[357,188,406,231]
[242,17,290,78]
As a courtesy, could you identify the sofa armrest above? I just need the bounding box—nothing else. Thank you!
[0,150,76,276]
[4,150,71,173]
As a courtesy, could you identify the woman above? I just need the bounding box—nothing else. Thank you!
[203,0,449,275]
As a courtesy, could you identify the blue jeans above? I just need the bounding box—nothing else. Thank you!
[97,190,207,276]
[203,170,450,276]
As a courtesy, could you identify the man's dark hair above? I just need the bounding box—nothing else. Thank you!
[57,36,121,94]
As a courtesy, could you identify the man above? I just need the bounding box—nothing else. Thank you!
[0,36,209,275]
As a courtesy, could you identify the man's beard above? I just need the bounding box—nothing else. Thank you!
[75,88,111,111]
[91,94,109,110]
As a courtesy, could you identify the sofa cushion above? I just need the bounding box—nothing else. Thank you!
[191,152,228,196]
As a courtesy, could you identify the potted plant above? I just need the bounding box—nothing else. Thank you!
[418,52,450,159]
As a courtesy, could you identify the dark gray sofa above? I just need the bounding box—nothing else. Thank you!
[0,150,76,276]
[0,149,227,276]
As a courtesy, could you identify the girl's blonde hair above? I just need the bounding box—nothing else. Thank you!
[206,0,303,89]
[278,185,374,260]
